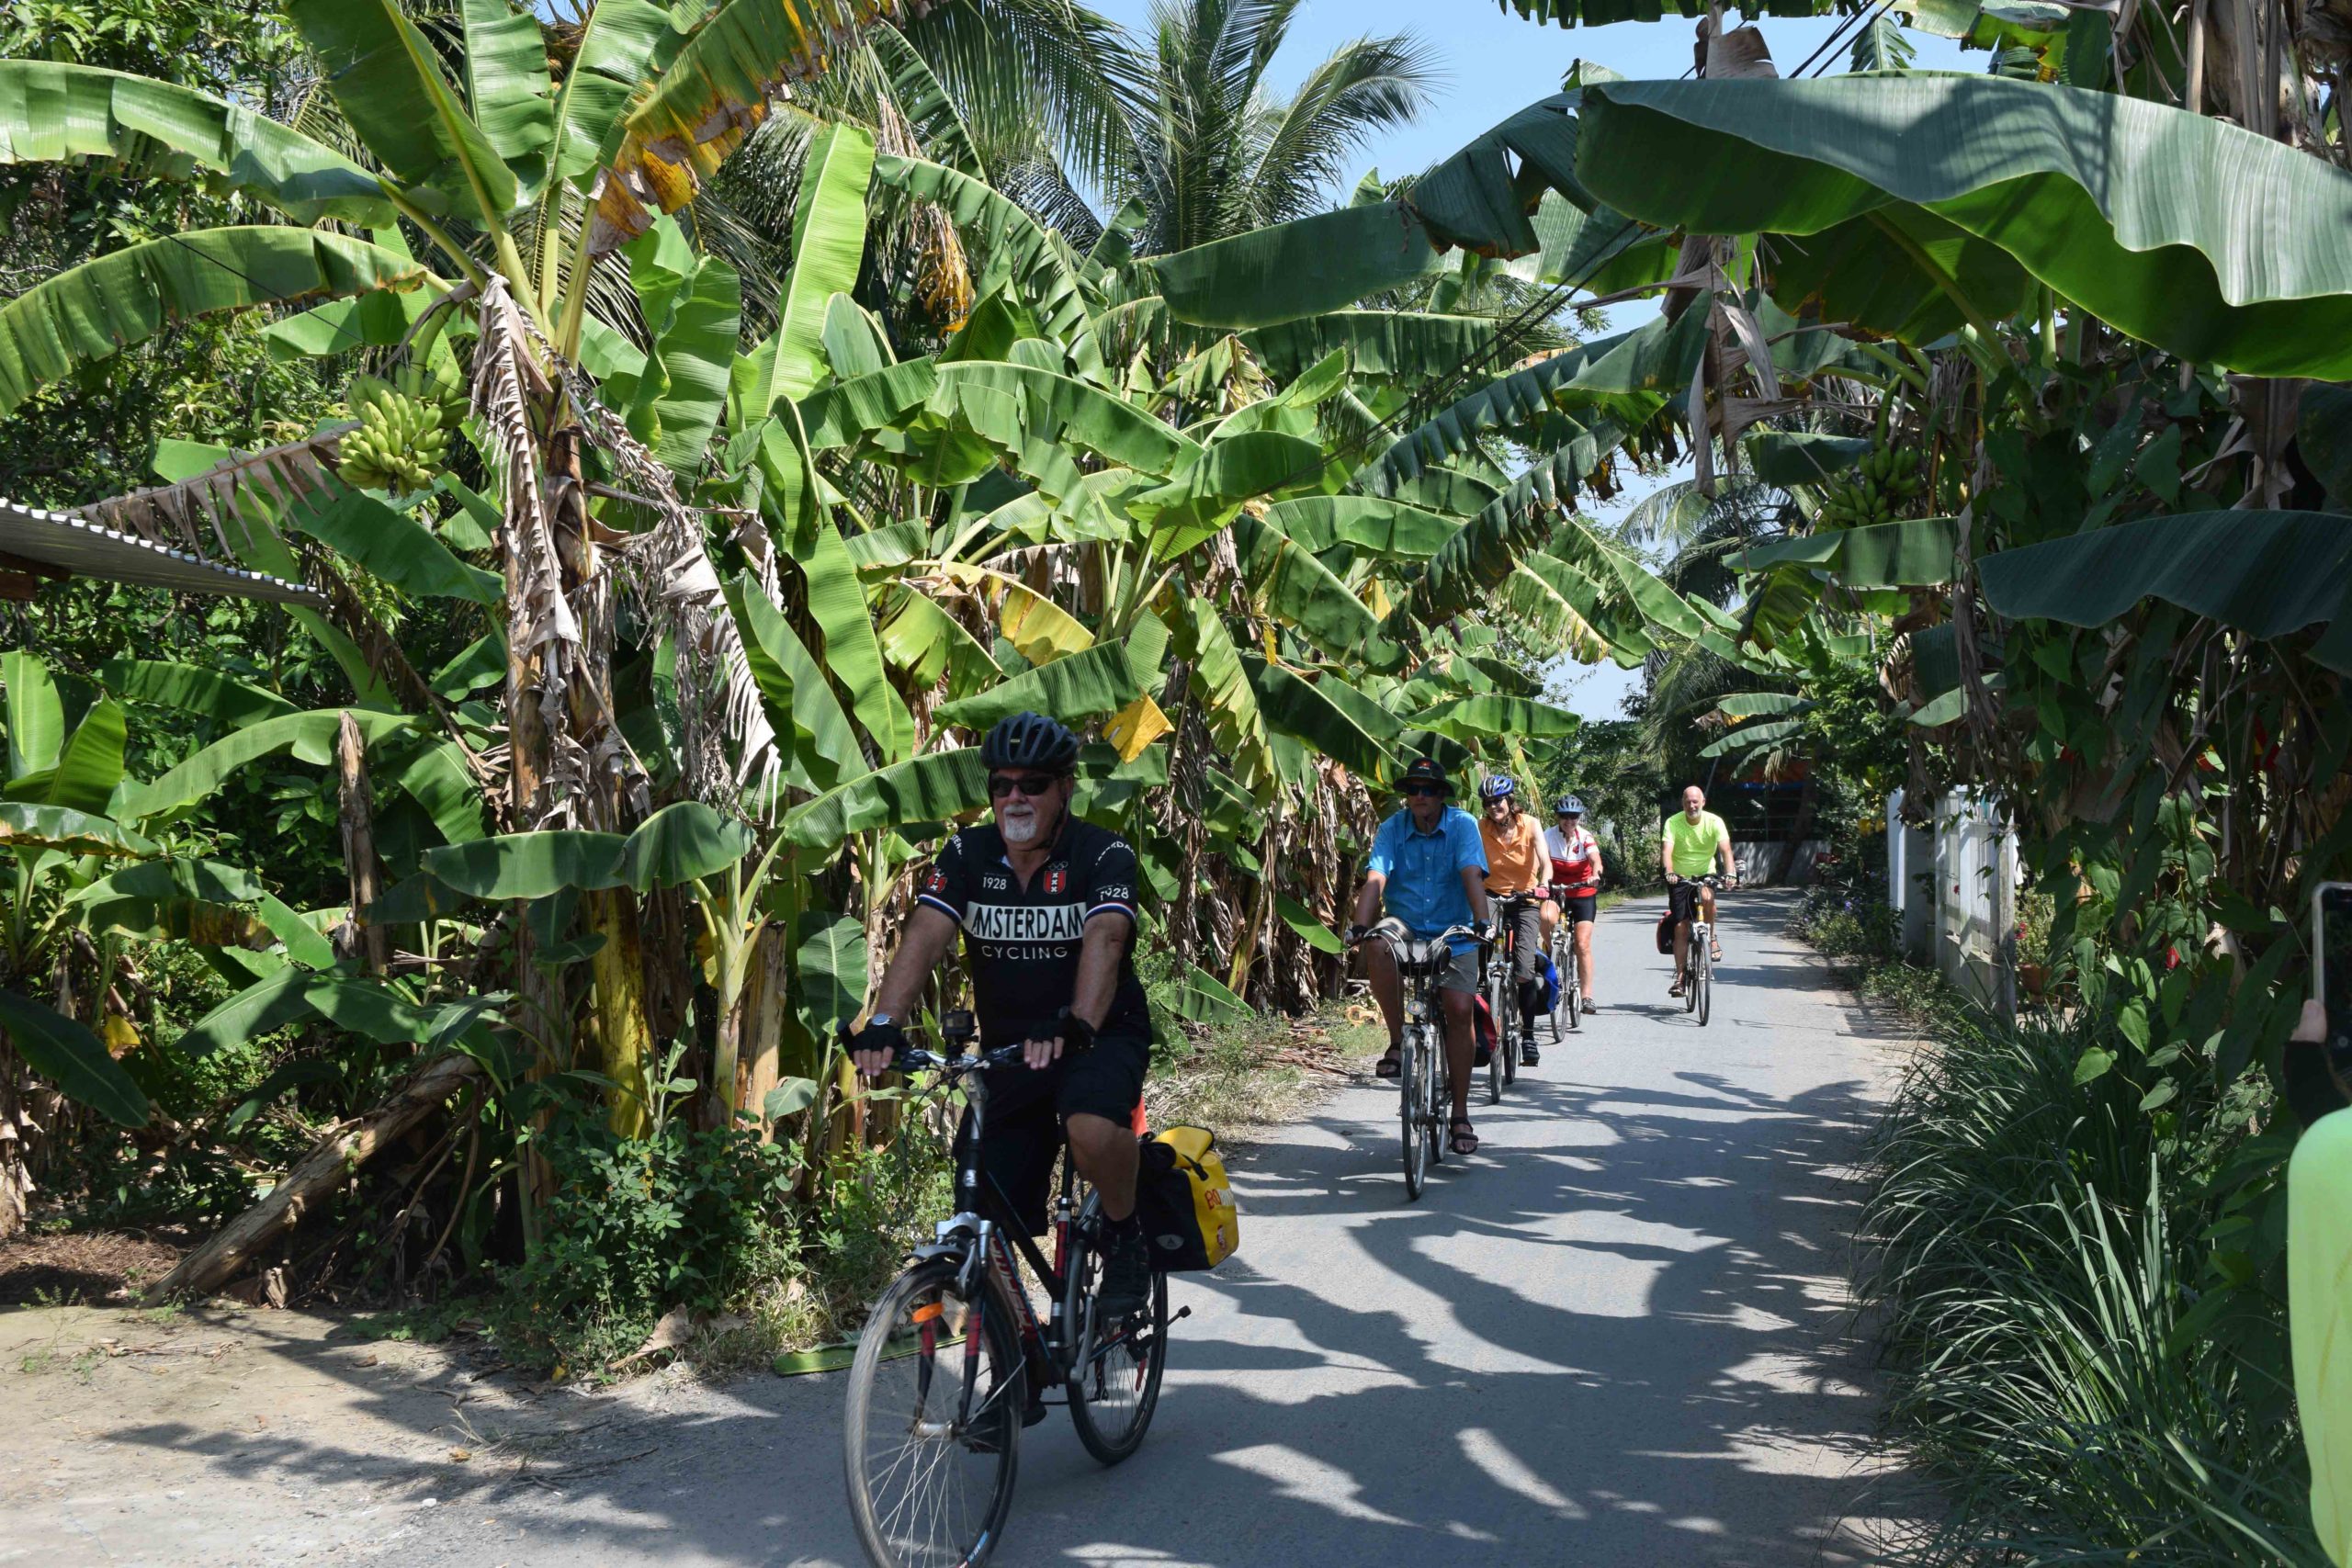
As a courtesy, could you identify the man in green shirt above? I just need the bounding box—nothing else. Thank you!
[1659,784,1736,997]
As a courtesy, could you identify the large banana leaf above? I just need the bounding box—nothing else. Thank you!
[117,708,417,822]
[1579,75,2352,378]
[547,0,685,187]
[929,362,1194,475]
[0,803,156,859]
[67,855,335,968]
[37,698,125,816]
[1148,92,1607,330]
[1978,511,2352,672]
[0,62,392,226]
[2,649,62,778]
[1413,694,1580,739]
[0,228,427,416]
[727,571,860,794]
[1239,311,1509,382]
[1231,512,1405,671]
[1364,308,1705,494]
[1265,496,1458,560]
[1242,657,1396,781]
[619,218,741,476]
[756,419,910,761]
[285,0,519,220]
[780,748,989,850]
[1171,598,1271,785]
[736,121,874,422]
[876,587,1001,694]
[0,988,148,1126]
[1499,555,1621,665]
[873,155,1102,377]
[421,803,752,898]
[1728,516,1960,586]
[460,0,554,194]
[595,0,910,252]
[934,639,1145,732]
[1148,200,1441,332]
[1381,418,1642,637]
[282,483,504,604]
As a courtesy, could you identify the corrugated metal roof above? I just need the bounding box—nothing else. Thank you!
[0,498,325,608]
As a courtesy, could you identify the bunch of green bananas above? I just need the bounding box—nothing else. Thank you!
[336,369,463,494]
[1816,445,1922,527]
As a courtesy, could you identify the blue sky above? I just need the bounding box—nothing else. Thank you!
[1085,2,1972,719]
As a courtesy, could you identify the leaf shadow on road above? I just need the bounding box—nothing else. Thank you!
[78,903,1934,1566]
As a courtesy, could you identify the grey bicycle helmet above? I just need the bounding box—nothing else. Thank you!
[1555,794,1587,815]
[980,710,1080,772]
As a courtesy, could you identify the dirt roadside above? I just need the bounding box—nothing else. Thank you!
[0,1020,1380,1567]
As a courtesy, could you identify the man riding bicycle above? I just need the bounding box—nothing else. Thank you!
[1476,774,1550,1067]
[1545,795,1603,1012]
[1349,758,1493,1156]
[1661,784,1737,998]
[849,711,1155,1315]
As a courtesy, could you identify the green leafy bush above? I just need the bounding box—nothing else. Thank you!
[1861,1008,2322,1563]
[492,1111,799,1373]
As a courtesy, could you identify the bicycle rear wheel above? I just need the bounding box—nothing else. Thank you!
[844,1258,1023,1568]
[1063,1197,1170,1465]
[1553,936,1573,1042]
[1400,1022,1429,1200]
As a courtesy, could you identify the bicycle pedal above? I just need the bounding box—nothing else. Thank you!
[1172,1305,1193,1322]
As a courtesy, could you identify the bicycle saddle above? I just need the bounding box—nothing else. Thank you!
[1395,940,1451,973]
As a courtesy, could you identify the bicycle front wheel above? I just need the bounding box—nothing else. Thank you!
[844,1258,1025,1568]
[1486,966,1506,1105]
[1064,1199,1170,1465]
[1400,1023,1429,1200]
[1695,947,1713,1027]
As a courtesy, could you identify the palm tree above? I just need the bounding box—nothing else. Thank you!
[993,0,1443,254]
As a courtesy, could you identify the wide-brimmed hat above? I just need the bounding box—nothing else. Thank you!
[1399,757,1452,795]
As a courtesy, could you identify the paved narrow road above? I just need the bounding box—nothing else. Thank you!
[8,893,1919,1566]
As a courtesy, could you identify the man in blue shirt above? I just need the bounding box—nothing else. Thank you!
[1348,758,1494,1156]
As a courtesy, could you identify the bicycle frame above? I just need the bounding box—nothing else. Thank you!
[905,1048,1089,1427]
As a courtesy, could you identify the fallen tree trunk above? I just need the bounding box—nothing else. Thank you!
[146,1051,481,1303]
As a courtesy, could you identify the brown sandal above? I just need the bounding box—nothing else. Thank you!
[1449,1119,1479,1156]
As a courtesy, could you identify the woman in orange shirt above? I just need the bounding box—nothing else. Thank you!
[1477,776,1551,1066]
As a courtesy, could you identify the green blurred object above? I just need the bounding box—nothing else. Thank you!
[2292,1109,2352,1566]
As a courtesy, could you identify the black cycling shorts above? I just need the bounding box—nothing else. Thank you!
[955,1029,1149,1235]
[1561,892,1598,925]
[1668,880,1709,924]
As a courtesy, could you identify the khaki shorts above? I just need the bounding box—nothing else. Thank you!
[1371,917,1481,994]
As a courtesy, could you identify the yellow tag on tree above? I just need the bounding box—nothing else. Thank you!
[1103,694,1173,761]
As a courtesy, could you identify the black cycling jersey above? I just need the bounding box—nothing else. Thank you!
[917,816,1149,1046]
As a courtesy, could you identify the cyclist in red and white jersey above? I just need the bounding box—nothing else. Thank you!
[1544,795,1603,1011]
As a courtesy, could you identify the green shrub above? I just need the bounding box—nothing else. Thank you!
[1862,1010,2322,1564]
[492,1111,799,1373]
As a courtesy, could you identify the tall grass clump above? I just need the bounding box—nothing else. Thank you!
[1862,1008,2324,1564]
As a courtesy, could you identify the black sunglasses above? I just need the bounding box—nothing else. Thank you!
[1402,782,1445,797]
[989,773,1060,798]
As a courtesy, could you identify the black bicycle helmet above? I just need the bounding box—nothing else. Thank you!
[1555,794,1587,816]
[980,710,1080,772]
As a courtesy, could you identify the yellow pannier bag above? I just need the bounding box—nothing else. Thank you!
[1136,1124,1238,1272]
